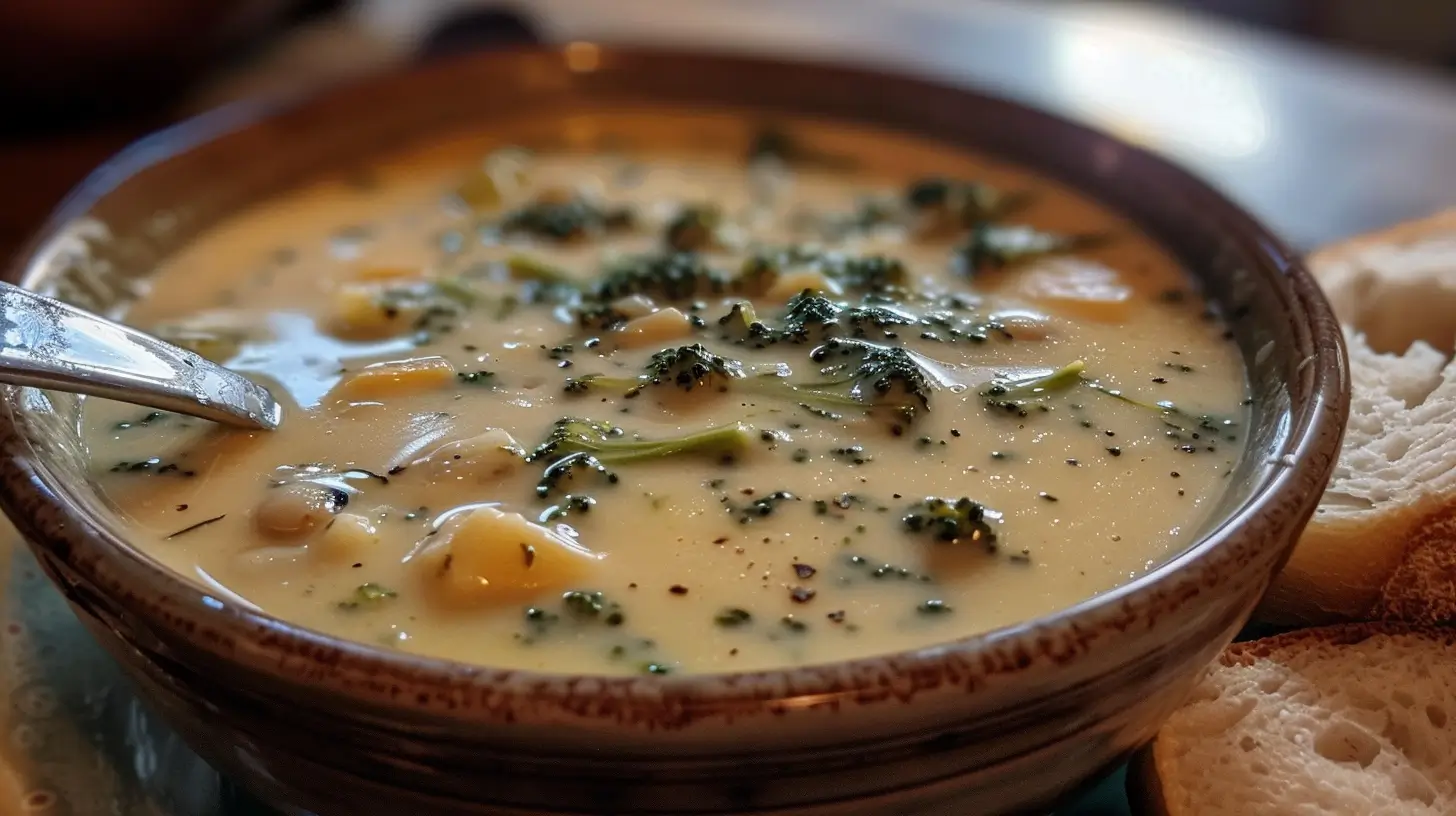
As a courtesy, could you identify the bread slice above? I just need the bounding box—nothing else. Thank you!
[1131,623,1456,816]
[1257,210,1456,625]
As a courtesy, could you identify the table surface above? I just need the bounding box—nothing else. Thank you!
[0,2,1449,813]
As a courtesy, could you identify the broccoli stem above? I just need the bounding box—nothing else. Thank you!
[590,422,752,464]
[985,361,1240,434]
[983,360,1086,402]
[532,419,755,497]
[507,254,575,285]
[1084,382,1239,433]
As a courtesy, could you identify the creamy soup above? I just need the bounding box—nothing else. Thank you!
[80,111,1247,675]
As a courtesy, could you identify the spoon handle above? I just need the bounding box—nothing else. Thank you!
[0,281,280,431]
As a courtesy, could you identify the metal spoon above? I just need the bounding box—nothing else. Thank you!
[0,281,280,431]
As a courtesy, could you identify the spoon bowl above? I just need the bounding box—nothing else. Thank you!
[0,281,280,430]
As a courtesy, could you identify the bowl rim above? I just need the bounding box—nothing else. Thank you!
[0,44,1348,720]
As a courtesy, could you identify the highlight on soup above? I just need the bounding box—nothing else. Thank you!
[81,111,1248,675]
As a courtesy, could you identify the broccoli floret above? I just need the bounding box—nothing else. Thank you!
[664,204,722,252]
[500,194,634,242]
[717,292,916,346]
[777,291,916,343]
[566,344,744,397]
[780,291,843,331]
[801,338,935,415]
[902,497,1002,548]
[568,339,932,422]
[591,252,727,302]
[905,177,1029,227]
[643,344,744,390]
[818,253,908,293]
[732,248,908,295]
[957,224,1105,275]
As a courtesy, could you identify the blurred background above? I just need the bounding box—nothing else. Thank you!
[3,0,1453,128]
[1,0,1454,264]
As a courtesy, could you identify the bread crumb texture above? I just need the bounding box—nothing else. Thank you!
[1152,624,1456,815]
[1259,210,1456,625]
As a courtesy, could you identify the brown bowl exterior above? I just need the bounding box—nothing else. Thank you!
[0,48,1347,815]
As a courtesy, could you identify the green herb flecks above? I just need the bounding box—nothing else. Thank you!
[338,583,398,611]
[1085,381,1241,438]
[113,411,169,431]
[164,514,226,540]
[539,494,596,523]
[734,490,798,523]
[714,607,753,628]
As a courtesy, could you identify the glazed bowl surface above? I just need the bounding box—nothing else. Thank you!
[0,47,1346,815]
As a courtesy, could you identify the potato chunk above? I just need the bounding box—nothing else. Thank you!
[353,265,423,283]
[313,513,379,563]
[1016,258,1134,323]
[328,283,415,340]
[253,483,343,541]
[329,356,456,403]
[766,269,843,301]
[413,506,601,607]
[618,307,693,348]
[413,429,525,484]
[611,295,658,319]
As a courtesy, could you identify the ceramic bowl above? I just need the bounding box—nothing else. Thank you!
[0,47,1347,815]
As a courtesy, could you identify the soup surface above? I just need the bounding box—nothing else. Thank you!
[81,111,1247,675]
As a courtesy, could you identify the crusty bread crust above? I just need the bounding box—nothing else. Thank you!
[1309,210,1456,261]
[1126,744,1173,816]
[1257,210,1456,625]
[1374,507,1456,623]
[1308,208,1456,357]
[1218,620,1456,661]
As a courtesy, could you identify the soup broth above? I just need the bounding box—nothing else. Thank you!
[80,111,1247,675]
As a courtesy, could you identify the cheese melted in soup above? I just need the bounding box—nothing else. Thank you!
[82,112,1247,675]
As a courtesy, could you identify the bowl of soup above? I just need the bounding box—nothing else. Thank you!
[0,47,1346,815]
